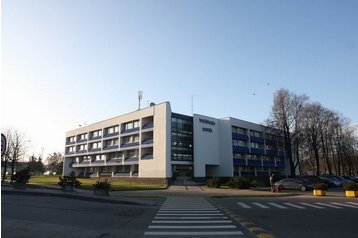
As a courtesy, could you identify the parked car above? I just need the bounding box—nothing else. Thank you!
[299,176,333,187]
[317,176,339,187]
[319,176,342,187]
[275,178,313,191]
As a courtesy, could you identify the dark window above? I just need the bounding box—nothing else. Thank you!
[171,113,193,161]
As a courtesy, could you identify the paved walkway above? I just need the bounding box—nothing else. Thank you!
[1,183,347,205]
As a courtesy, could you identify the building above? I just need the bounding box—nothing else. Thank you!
[63,102,289,182]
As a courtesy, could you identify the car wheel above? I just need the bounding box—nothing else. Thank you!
[300,186,306,192]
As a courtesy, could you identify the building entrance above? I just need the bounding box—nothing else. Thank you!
[172,165,193,178]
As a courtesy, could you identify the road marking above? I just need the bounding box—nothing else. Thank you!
[268,202,287,209]
[253,202,270,209]
[154,216,227,219]
[283,203,306,209]
[299,203,325,209]
[237,202,251,208]
[315,203,343,209]
[160,208,218,211]
[144,231,244,236]
[148,225,237,229]
[156,213,224,216]
[330,202,358,208]
[158,210,221,213]
[346,202,358,206]
[152,220,233,224]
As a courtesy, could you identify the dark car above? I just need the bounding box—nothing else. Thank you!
[274,178,313,192]
[299,176,334,187]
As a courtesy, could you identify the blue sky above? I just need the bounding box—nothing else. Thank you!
[2,0,358,157]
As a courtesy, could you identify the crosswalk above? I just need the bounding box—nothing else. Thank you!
[144,197,244,237]
[237,201,358,210]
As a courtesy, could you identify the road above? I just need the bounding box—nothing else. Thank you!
[2,190,358,238]
[2,193,254,238]
[2,194,161,238]
[213,195,358,238]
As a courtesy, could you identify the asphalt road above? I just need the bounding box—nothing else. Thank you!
[214,196,358,238]
[2,194,162,238]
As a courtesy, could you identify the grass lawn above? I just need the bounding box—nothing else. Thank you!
[29,176,167,191]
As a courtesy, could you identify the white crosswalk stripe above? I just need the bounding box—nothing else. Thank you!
[253,202,269,209]
[145,197,244,236]
[330,202,358,208]
[284,203,306,209]
[236,201,358,210]
[315,202,343,209]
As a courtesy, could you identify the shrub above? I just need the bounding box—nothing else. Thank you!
[343,181,358,191]
[11,168,31,184]
[58,171,82,188]
[250,179,267,188]
[228,177,251,189]
[206,177,221,188]
[313,182,328,190]
[93,179,111,195]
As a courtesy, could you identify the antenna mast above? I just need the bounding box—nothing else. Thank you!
[138,90,143,110]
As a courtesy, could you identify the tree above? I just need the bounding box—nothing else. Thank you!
[28,154,45,175]
[267,88,308,176]
[1,129,26,182]
[46,152,64,175]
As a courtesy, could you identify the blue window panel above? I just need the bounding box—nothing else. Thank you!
[233,159,246,166]
[266,150,277,156]
[250,136,265,144]
[247,159,262,166]
[233,146,250,153]
[251,148,265,155]
[276,161,286,168]
[263,160,275,167]
[232,133,249,141]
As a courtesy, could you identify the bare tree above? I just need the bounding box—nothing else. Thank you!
[1,129,26,182]
[267,88,308,176]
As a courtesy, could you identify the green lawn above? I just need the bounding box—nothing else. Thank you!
[29,176,167,191]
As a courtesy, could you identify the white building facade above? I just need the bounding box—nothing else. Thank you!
[63,102,289,182]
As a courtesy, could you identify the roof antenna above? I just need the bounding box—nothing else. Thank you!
[138,90,143,110]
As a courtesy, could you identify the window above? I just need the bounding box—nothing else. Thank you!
[90,142,102,149]
[251,142,263,149]
[106,126,119,135]
[90,130,102,138]
[233,140,247,147]
[171,114,193,161]
[123,120,140,131]
[233,153,247,159]
[250,130,262,137]
[232,126,247,135]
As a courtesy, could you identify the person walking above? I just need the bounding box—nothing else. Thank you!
[269,173,275,192]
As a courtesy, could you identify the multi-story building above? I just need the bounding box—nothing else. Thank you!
[63,102,289,182]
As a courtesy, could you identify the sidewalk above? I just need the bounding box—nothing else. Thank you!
[2,183,347,204]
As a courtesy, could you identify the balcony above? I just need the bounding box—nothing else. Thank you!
[233,159,246,166]
[247,159,262,167]
[250,136,265,144]
[263,160,275,167]
[250,148,265,155]
[103,132,119,138]
[121,127,140,135]
[142,122,154,130]
[89,136,102,141]
[103,145,119,151]
[76,149,87,154]
[233,146,250,153]
[141,153,153,160]
[120,142,140,149]
[232,133,249,141]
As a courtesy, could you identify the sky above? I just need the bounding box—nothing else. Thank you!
[1,0,358,159]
